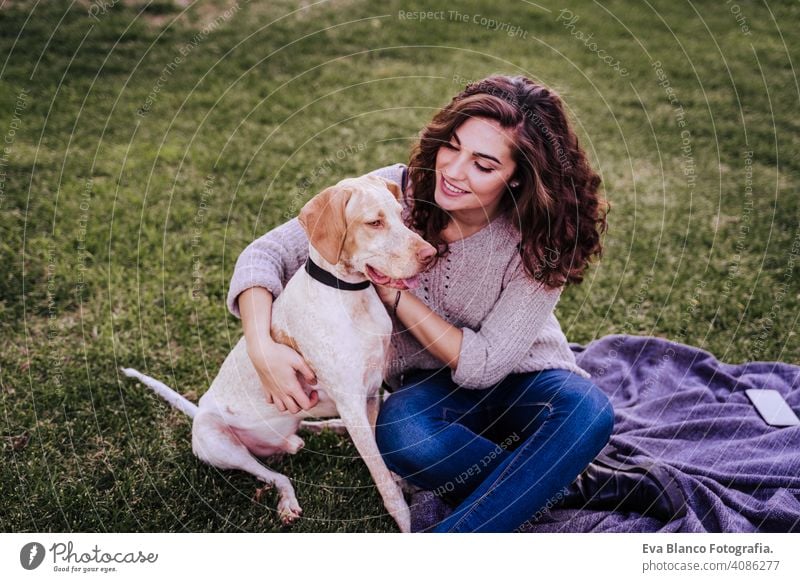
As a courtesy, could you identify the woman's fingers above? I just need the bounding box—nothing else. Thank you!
[297,360,318,386]
[248,342,320,414]
[282,393,301,415]
[273,397,287,413]
[286,381,311,412]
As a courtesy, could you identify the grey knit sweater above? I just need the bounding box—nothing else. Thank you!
[226,163,591,390]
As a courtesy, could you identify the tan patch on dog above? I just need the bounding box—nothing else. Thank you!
[350,293,372,323]
[272,328,301,353]
[365,175,403,202]
[340,225,360,269]
[298,185,352,265]
[273,328,317,377]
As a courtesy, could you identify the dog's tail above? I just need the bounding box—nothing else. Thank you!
[120,367,199,419]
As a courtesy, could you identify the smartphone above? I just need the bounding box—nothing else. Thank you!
[745,389,800,427]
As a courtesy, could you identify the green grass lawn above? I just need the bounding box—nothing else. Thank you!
[1,0,798,532]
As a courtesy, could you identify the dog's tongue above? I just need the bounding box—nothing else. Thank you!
[368,266,420,290]
[398,275,420,290]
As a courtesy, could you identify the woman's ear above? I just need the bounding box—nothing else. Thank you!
[298,184,353,265]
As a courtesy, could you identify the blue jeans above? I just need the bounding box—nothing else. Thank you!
[376,367,614,532]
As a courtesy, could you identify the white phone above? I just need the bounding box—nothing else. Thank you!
[745,389,800,427]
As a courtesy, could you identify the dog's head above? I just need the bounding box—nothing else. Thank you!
[298,174,436,290]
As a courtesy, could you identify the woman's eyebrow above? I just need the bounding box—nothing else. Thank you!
[452,131,503,165]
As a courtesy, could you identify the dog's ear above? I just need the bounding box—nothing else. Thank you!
[298,184,353,265]
[371,175,403,202]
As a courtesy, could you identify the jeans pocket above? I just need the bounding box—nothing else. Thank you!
[400,368,450,391]
[481,401,553,446]
[441,406,488,434]
[441,406,465,424]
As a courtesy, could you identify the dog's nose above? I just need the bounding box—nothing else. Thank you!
[417,245,436,265]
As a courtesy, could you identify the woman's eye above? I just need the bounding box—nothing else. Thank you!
[367,220,383,227]
[443,142,493,172]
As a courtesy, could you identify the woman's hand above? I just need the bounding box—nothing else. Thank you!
[238,286,319,414]
[246,336,320,414]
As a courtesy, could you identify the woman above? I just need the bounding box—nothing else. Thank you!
[227,74,684,532]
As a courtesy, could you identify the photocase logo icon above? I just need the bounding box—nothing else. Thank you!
[20,542,46,570]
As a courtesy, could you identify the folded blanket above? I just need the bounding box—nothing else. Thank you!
[522,334,800,533]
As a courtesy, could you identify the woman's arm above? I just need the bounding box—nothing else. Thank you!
[376,286,463,369]
[226,217,317,412]
[237,286,319,413]
[375,251,563,389]
[226,217,310,319]
[238,286,276,351]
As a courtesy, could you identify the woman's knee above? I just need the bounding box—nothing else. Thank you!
[555,377,615,444]
[375,389,446,474]
[375,391,411,457]
[591,387,615,444]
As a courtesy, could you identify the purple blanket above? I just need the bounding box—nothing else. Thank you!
[522,334,800,533]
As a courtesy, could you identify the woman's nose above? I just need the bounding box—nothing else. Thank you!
[446,156,468,179]
[441,149,469,179]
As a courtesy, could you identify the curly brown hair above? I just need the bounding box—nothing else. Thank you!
[407,74,609,288]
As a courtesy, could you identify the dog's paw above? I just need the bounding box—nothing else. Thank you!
[253,483,274,503]
[278,497,303,525]
[284,434,304,454]
[393,472,422,497]
[389,501,411,533]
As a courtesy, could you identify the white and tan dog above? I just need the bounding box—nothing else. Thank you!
[122,174,435,532]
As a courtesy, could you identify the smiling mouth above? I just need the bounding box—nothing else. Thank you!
[441,175,471,196]
[365,265,420,291]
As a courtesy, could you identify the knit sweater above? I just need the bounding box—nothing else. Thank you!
[226,163,591,390]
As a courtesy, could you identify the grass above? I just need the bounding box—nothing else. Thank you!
[1,0,798,532]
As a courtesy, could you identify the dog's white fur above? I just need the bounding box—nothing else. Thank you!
[122,174,435,532]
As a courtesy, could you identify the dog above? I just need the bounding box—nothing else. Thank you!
[122,174,436,532]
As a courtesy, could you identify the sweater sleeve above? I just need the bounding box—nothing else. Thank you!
[366,162,406,187]
[226,163,406,319]
[451,252,564,389]
[226,216,309,319]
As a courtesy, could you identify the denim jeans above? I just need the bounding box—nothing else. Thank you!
[376,367,614,532]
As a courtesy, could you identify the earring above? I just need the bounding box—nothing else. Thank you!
[510,180,520,188]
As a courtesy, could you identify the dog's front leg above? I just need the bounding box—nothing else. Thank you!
[338,404,411,533]
[366,395,380,436]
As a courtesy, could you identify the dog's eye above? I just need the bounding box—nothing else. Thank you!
[367,220,383,228]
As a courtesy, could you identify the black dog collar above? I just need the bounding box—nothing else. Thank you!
[304,257,371,291]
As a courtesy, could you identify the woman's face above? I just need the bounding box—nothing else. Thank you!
[434,116,518,225]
